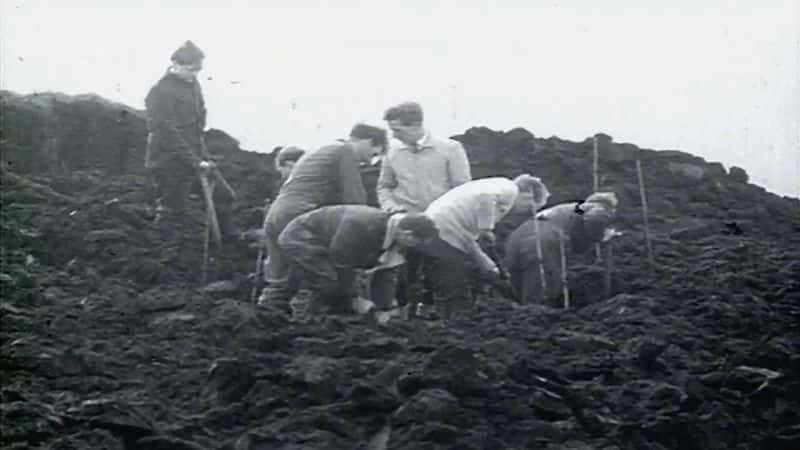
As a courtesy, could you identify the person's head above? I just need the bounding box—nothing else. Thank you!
[510,174,550,215]
[394,213,439,248]
[170,41,204,81]
[383,102,425,145]
[581,192,618,217]
[348,123,388,163]
[274,146,306,178]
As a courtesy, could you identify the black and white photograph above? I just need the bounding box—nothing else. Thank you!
[1,1,798,448]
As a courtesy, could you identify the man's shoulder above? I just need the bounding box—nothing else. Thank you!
[426,134,464,150]
[295,143,354,168]
[147,74,184,98]
[317,142,353,154]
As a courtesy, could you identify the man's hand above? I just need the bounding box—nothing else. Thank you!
[198,160,217,172]
[478,229,496,246]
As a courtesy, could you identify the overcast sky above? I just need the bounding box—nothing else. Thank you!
[2,0,798,197]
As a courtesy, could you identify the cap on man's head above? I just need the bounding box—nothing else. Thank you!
[397,213,438,240]
[584,192,618,210]
[513,174,550,206]
[171,41,205,65]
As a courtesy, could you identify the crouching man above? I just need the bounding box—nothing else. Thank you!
[505,192,618,305]
[277,205,439,316]
[419,174,549,319]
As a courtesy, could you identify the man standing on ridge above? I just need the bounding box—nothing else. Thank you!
[144,40,234,279]
[374,101,472,311]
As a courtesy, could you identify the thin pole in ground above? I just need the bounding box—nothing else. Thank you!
[603,241,614,298]
[636,157,655,271]
[593,135,602,262]
[532,208,548,304]
[202,206,211,287]
[558,229,570,309]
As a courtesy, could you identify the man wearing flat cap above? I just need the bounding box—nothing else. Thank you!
[144,41,234,276]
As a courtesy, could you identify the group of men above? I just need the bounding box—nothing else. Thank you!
[145,41,618,320]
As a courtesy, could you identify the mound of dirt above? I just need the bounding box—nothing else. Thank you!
[2,91,799,449]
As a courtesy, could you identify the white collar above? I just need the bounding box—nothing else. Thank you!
[415,132,429,148]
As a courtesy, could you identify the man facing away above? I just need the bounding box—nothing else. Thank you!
[373,101,472,308]
[144,40,234,277]
[505,192,617,305]
[258,124,388,309]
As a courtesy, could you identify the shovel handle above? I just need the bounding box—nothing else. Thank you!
[199,173,222,245]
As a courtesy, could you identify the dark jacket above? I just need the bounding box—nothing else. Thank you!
[278,205,390,272]
[265,143,368,236]
[144,71,208,169]
[504,202,615,302]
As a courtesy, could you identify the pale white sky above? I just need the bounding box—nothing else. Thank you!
[2,0,798,197]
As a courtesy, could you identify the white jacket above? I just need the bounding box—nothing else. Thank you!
[425,177,519,271]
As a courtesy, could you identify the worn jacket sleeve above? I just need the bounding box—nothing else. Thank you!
[337,147,368,204]
[475,193,496,231]
[448,142,472,188]
[376,154,404,212]
[145,87,203,167]
[468,239,497,272]
[196,84,210,160]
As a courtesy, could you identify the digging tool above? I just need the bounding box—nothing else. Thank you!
[478,232,513,300]
[211,167,237,201]
[198,170,222,246]
[558,229,570,309]
[198,167,220,286]
[250,199,271,303]
[250,243,266,303]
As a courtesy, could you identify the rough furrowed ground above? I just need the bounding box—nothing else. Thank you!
[2,92,799,449]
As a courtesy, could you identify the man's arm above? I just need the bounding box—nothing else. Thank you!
[337,147,368,204]
[468,239,498,273]
[475,192,496,232]
[376,155,405,212]
[448,141,472,188]
[145,88,203,167]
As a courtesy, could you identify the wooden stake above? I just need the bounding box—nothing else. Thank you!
[532,213,548,304]
[603,241,614,299]
[593,136,602,262]
[558,229,570,309]
[592,136,600,193]
[636,158,655,270]
[202,205,211,286]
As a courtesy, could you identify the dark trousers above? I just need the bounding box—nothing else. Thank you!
[263,225,358,313]
[404,237,478,319]
[285,263,358,313]
[149,164,235,234]
[151,164,195,218]
[396,248,435,307]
